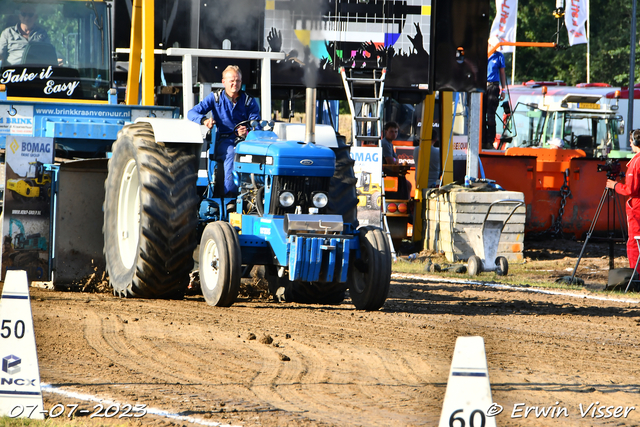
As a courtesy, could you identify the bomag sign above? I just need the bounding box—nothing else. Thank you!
[351,151,380,163]
[21,141,52,154]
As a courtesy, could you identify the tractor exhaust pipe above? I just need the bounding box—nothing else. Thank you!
[305,87,316,144]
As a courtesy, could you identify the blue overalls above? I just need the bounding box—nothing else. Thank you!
[187,89,261,195]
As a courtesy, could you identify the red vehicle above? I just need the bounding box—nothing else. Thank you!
[482,83,628,238]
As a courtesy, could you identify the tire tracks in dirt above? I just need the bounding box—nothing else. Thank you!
[246,333,434,426]
[28,279,640,427]
[82,308,279,413]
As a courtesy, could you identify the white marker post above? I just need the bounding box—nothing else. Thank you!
[0,270,44,419]
[439,336,497,427]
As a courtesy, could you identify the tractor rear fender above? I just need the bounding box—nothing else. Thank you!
[135,118,204,144]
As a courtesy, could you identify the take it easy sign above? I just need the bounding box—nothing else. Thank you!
[1,66,83,99]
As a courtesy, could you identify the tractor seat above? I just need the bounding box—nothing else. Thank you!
[575,135,594,150]
[21,42,58,66]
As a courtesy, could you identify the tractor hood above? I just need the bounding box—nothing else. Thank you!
[234,139,336,177]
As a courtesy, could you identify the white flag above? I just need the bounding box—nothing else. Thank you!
[489,0,518,53]
[565,0,588,45]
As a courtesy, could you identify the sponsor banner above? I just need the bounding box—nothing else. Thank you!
[452,136,469,161]
[265,0,432,90]
[565,0,588,45]
[395,146,416,166]
[351,147,383,228]
[0,105,34,136]
[489,0,518,53]
[1,137,54,282]
[33,105,131,120]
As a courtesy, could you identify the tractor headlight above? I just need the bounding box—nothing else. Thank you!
[312,192,328,208]
[279,191,295,207]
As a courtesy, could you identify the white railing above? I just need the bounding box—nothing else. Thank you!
[115,48,285,120]
[165,48,285,120]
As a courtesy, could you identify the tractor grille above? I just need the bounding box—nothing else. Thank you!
[270,176,330,216]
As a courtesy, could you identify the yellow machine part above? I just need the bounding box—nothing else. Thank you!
[412,93,436,243]
[33,174,51,186]
[359,183,381,195]
[126,0,155,106]
[6,179,40,198]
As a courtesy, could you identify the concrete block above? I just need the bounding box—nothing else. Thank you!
[425,189,526,262]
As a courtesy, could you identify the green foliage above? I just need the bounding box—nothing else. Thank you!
[339,99,350,115]
[495,0,639,86]
[37,4,78,66]
[0,2,79,65]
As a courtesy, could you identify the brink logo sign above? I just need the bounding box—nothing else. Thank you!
[2,354,21,375]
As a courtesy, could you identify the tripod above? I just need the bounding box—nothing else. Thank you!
[568,184,627,286]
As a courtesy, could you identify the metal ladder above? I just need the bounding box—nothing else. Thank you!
[339,67,386,147]
[340,67,396,259]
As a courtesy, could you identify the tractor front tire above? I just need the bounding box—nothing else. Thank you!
[104,122,200,298]
[199,222,241,307]
[348,226,391,310]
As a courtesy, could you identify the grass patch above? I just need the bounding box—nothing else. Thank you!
[391,251,611,292]
[393,259,579,289]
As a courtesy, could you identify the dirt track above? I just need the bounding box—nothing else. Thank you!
[20,273,640,427]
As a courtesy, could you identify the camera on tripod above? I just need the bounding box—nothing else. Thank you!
[597,159,623,180]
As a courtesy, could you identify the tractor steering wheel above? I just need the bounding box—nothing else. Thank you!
[563,132,576,148]
[233,120,252,140]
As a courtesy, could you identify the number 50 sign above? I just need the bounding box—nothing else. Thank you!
[0,271,45,419]
[1,319,26,339]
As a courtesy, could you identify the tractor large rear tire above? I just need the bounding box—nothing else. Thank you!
[328,145,358,227]
[348,226,391,310]
[104,122,200,298]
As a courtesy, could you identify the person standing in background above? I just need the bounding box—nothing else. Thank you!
[606,129,640,268]
[484,37,507,149]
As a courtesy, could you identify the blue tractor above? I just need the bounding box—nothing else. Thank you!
[103,118,392,310]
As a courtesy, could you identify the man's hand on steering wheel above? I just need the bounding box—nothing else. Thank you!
[234,120,252,141]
